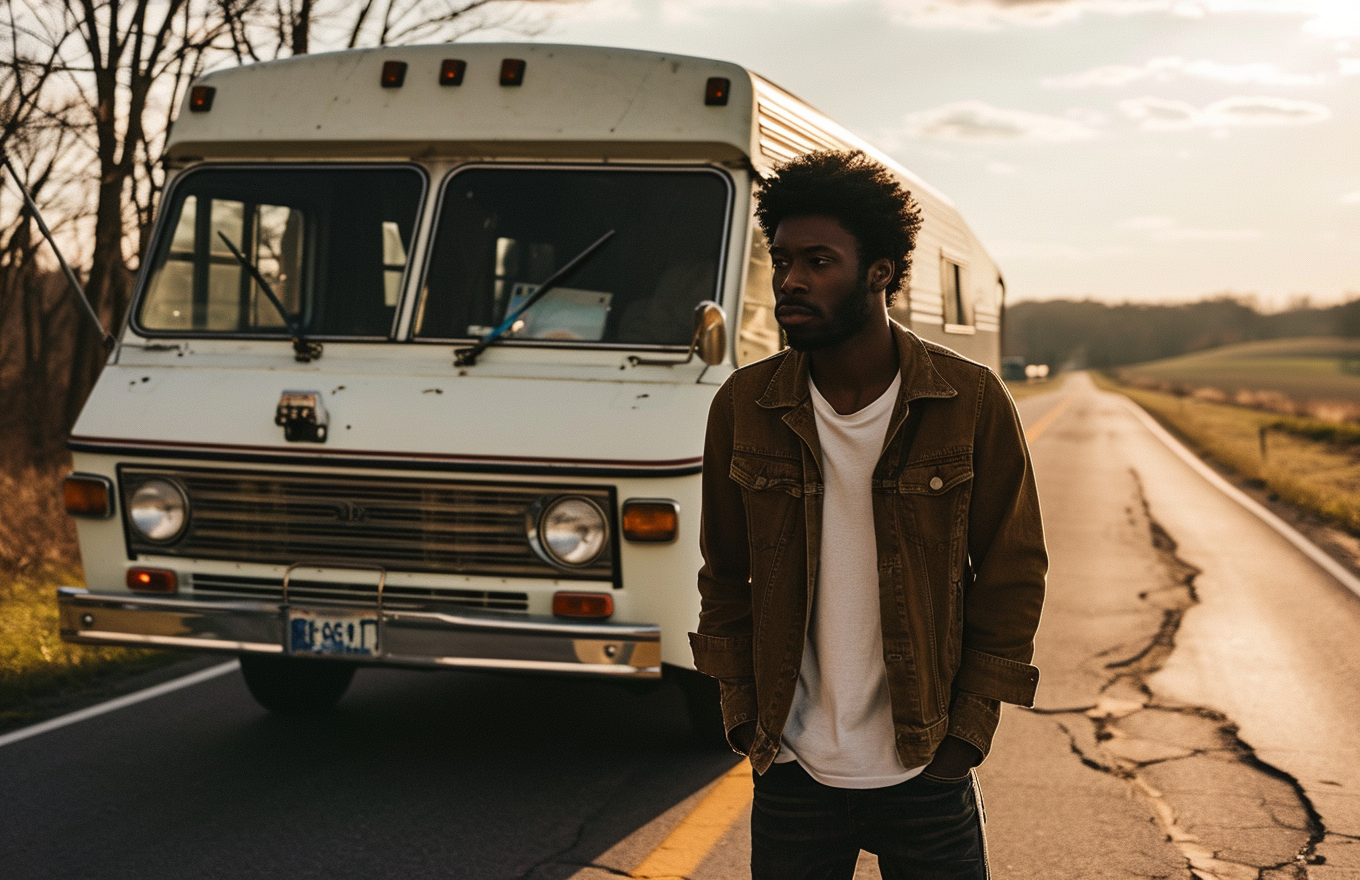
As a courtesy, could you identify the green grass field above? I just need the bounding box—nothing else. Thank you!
[1118,337,1360,404]
[0,464,171,727]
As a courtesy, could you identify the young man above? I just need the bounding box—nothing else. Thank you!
[689,150,1046,880]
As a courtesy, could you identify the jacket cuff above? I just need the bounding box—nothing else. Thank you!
[947,691,1001,759]
[954,647,1040,707]
[688,631,755,679]
[719,678,758,751]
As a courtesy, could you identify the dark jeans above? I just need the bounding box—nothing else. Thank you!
[751,761,990,880]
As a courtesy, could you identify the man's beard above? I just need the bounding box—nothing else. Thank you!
[782,276,875,352]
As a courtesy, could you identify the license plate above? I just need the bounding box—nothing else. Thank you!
[288,609,379,656]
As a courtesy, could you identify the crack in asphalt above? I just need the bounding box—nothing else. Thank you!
[1040,470,1327,880]
[509,763,653,880]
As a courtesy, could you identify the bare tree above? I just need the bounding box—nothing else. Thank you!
[0,0,566,454]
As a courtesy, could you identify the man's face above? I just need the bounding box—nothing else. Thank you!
[770,215,877,352]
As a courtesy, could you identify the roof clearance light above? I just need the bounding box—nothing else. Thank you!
[500,58,526,87]
[622,499,680,543]
[188,85,215,113]
[64,474,114,518]
[553,592,614,619]
[127,567,178,594]
[440,59,467,86]
[381,60,407,89]
[705,77,730,106]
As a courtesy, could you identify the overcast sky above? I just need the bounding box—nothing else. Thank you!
[473,0,1360,308]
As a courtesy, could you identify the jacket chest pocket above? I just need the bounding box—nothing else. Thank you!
[730,452,804,552]
[894,457,974,556]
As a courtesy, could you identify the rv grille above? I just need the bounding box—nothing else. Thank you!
[190,573,530,612]
[119,467,616,581]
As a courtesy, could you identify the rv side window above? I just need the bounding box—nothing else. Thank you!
[415,167,730,346]
[941,257,972,328]
[137,166,423,338]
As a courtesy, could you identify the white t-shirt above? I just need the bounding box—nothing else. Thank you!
[776,370,926,788]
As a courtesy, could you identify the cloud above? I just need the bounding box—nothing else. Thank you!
[565,0,1360,34]
[897,101,1100,142]
[1118,97,1203,129]
[1044,56,1323,88]
[1118,215,1263,241]
[1119,95,1331,130]
[989,240,1133,261]
[1342,191,1360,205]
[872,0,1360,33]
[1341,58,1360,75]
[1159,227,1264,241]
[986,161,1018,174]
[1205,95,1331,125]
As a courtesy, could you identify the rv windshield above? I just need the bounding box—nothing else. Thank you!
[415,168,730,346]
[137,166,423,338]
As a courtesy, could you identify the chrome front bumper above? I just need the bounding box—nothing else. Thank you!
[57,587,662,678]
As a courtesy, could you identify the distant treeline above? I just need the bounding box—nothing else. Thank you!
[1003,297,1360,369]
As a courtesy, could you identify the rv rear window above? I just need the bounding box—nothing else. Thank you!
[137,166,424,338]
[415,167,730,346]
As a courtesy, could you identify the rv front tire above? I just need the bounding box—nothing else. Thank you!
[238,654,356,714]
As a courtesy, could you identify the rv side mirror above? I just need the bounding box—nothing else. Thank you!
[693,301,727,366]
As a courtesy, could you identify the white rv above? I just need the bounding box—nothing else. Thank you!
[59,44,1004,728]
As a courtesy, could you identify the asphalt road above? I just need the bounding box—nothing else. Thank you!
[5,373,1360,879]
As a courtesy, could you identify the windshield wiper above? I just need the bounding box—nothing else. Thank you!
[454,229,616,368]
[216,231,323,363]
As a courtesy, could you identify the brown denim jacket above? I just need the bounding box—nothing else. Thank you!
[688,322,1047,775]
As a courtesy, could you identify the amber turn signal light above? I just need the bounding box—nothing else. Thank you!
[553,592,613,619]
[381,60,407,88]
[127,568,178,594]
[704,77,730,106]
[188,85,215,112]
[500,58,526,86]
[622,499,679,543]
[64,474,114,518]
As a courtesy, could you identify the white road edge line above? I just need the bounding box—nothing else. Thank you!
[1118,394,1360,602]
[0,660,240,750]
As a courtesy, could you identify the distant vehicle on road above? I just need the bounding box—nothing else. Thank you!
[58,44,1005,733]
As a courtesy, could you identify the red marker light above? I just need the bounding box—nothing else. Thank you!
[440,59,466,86]
[127,568,178,594]
[500,58,526,87]
[381,61,407,89]
[189,85,215,113]
[552,592,613,619]
[705,77,730,106]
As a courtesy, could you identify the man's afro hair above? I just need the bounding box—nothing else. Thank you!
[754,150,922,305]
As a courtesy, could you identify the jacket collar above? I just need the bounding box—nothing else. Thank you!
[756,320,958,411]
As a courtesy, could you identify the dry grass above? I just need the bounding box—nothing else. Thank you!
[1100,376,1360,535]
[0,462,169,726]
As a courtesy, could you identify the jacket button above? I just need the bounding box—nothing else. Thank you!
[929,476,944,490]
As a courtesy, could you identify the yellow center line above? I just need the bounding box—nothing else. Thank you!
[630,760,753,879]
[1024,393,1076,445]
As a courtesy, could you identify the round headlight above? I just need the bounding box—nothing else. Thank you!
[530,496,608,568]
[128,479,188,543]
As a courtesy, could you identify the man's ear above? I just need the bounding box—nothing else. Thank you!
[867,258,895,294]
